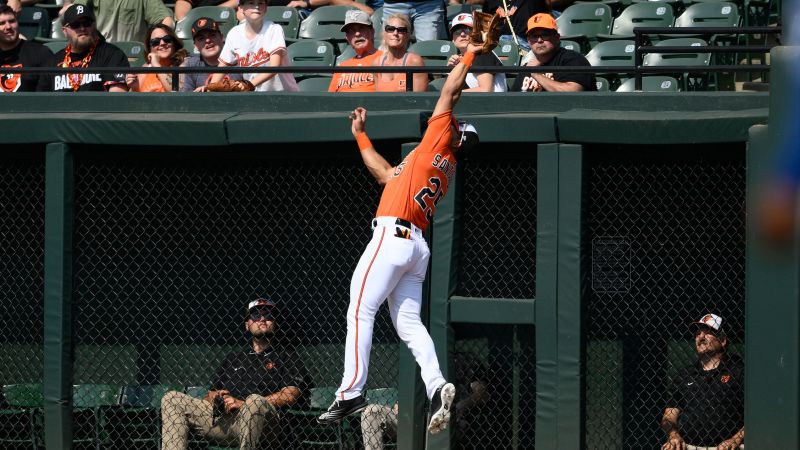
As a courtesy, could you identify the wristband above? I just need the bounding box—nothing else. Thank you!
[355,132,373,151]
[461,51,476,69]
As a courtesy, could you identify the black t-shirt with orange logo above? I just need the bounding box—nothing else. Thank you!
[211,345,311,407]
[0,40,55,92]
[666,354,744,446]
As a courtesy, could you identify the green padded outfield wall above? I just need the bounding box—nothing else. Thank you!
[0,89,780,449]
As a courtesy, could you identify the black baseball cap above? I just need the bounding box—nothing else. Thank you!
[191,17,221,38]
[63,4,95,26]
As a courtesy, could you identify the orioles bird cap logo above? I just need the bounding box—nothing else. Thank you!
[534,16,541,22]
[265,361,275,370]
[198,19,207,27]
[721,374,731,383]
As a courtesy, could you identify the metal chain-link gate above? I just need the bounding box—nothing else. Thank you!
[585,145,746,450]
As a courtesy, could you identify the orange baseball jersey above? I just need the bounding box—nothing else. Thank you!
[328,50,383,92]
[375,110,458,230]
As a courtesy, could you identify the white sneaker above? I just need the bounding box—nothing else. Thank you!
[427,382,456,434]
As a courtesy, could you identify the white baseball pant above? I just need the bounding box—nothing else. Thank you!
[336,216,446,401]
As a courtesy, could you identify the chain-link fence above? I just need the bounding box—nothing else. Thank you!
[0,148,45,448]
[584,144,746,450]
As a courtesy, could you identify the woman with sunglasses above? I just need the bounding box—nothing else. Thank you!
[127,24,189,92]
[446,13,506,92]
[373,14,428,92]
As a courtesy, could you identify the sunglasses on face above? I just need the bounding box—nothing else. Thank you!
[528,32,555,41]
[384,25,408,34]
[150,35,175,47]
[451,26,471,36]
[249,310,275,321]
[66,19,94,29]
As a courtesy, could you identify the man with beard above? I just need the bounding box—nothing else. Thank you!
[328,9,381,92]
[0,5,54,92]
[661,314,745,450]
[51,4,128,92]
[59,0,174,44]
[181,16,242,92]
[161,298,310,450]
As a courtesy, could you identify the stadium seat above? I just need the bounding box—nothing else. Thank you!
[643,37,710,90]
[17,6,50,41]
[72,384,122,450]
[175,6,237,40]
[336,44,356,65]
[287,40,336,80]
[50,15,65,40]
[560,39,582,53]
[0,383,43,450]
[555,4,613,52]
[595,76,610,91]
[427,76,446,91]
[616,75,680,91]
[297,76,333,91]
[670,1,740,37]
[114,41,147,67]
[597,2,675,42]
[286,386,345,449]
[298,6,356,50]
[585,40,635,89]
[372,6,384,47]
[103,384,181,449]
[631,0,686,17]
[494,40,521,66]
[266,6,301,40]
[182,38,200,55]
[408,40,457,66]
[44,40,67,54]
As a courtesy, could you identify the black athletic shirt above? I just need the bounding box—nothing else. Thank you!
[211,344,311,408]
[1,40,55,92]
[52,38,128,92]
[483,0,549,38]
[666,355,744,446]
[511,47,597,92]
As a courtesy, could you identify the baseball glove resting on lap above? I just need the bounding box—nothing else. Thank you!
[205,78,255,92]
[469,11,502,54]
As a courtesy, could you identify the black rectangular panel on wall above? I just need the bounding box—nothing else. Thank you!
[583,144,746,450]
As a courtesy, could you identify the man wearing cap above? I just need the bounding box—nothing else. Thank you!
[181,17,243,92]
[328,9,382,92]
[447,12,506,92]
[0,5,55,92]
[59,0,173,44]
[51,4,129,92]
[511,12,595,92]
[161,298,310,450]
[660,314,745,450]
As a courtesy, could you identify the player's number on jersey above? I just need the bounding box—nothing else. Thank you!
[414,177,443,224]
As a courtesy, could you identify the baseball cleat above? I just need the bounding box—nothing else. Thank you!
[316,394,367,424]
[427,382,456,434]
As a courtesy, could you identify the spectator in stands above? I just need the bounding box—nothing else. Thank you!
[59,0,174,44]
[0,5,54,92]
[51,4,129,92]
[661,313,745,450]
[511,12,595,92]
[174,0,239,21]
[446,12,506,92]
[286,0,375,21]
[181,17,243,92]
[203,0,299,92]
[360,351,490,450]
[373,13,427,92]
[328,9,381,92]
[383,0,444,42]
[127,24,189,92]
[161,298,311,450]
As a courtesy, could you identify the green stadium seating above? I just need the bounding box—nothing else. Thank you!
[616,75,680,91]
[669,1,740,39]
[298,76,333,91]
[175,6,237,40]
[0,384,43,450]
[407,40,457,66]
[49,15,65,40]
[18,6,50,41]
[595,75,610,91]
[113,41,147,67]
[585,39,635,89]
[72,384,122,450]
[287,40,336,81]
[556,4,613,52]
[597,2,675,42]
[298,6,356,50]
[560,39,582,53]
[266,6,301,40]
[44,40,67,54]
[103,384,181,449]
[336,44,356,65]
[642,37,711,90]
[286,386,345,448]
[494,40,521,66]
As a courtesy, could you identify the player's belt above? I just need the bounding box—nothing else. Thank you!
[395,218,413,229]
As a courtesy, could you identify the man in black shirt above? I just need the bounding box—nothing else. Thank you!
[161,298,311,450]
[661,314,745,450]
[0,5,54,92]
[51,4,128,92]
[511,12,596,92]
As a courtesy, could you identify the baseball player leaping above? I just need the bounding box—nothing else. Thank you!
[316,38,491,435]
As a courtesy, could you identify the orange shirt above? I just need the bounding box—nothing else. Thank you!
[134,72,167,92]
[328,50,383,92]
[375,110,457,231]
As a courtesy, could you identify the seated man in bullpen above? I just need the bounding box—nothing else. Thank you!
[161,298,310,450]
[661,314,744,450]
[511,13,595,92]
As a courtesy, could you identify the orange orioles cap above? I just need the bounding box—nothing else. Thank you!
[526,13,558,34]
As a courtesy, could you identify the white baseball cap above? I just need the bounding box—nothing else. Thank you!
[450,13,473,31]
[689,313,724,334]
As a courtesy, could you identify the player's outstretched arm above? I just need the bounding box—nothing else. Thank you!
[432,42,483,117]
[351,107,395,185]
